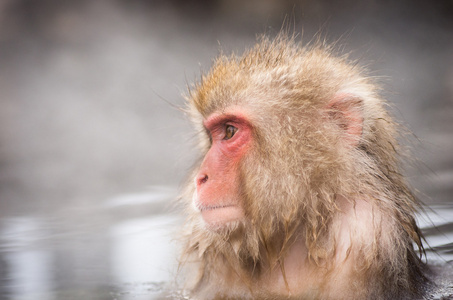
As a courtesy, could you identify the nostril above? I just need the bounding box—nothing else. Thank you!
[197,174,208,186]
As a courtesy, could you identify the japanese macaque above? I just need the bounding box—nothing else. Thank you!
[179,34,426,300]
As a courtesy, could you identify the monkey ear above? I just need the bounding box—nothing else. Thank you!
[326,93,363,147]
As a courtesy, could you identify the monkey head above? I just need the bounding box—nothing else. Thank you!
[180,35,425,300]
[186,37,376,241]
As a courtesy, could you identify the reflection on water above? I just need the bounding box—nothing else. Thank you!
[110,216,178,284]
[109,215,179,300]
[0,186,181,300]
[1,218,54,300]
[0,188,452,299]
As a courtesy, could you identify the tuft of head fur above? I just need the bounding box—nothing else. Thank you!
[180,34,426,299]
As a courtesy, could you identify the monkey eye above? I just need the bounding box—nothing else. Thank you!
[224,125,238,140]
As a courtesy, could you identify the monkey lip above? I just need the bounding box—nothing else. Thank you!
[199,204,235,211]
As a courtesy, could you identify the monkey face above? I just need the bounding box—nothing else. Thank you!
[192,108,253,229]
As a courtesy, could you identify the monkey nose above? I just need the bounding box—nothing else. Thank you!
[196,174,209,187]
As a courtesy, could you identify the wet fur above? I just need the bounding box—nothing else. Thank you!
[180,35,426,299]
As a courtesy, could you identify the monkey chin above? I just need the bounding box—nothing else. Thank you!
[199,205,244,230]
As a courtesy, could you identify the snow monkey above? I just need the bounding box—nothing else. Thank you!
[179,34,427,299]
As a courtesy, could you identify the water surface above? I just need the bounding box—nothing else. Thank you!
[0,188,452,299]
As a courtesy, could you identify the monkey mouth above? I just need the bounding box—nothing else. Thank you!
[198,204,236,211]
[197,204,244,226]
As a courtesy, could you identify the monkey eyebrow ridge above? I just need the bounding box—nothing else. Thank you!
[203,111,250,132]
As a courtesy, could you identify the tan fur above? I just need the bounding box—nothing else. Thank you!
[179,34,426,299]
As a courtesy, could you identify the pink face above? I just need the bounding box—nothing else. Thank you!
[194,110,253,228]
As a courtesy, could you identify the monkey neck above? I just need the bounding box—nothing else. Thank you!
[255,195,384,298]
[257,235,310,294]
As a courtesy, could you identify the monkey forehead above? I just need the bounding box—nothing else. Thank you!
[190,69,355,118]
[191,78,315,122]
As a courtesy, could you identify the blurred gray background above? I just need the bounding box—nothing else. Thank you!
[0,1,452,299]
[1,0,452,216]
